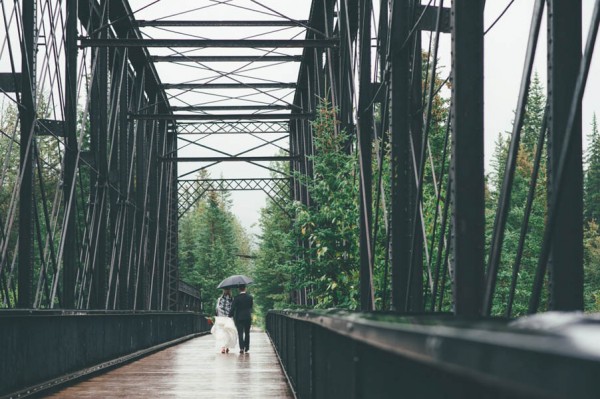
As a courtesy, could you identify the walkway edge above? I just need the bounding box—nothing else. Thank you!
[266,331,298,399]
[3,332,210,399]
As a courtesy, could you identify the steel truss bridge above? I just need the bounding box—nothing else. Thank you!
[1,0,600,397]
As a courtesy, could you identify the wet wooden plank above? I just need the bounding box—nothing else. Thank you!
[48,331,293,398]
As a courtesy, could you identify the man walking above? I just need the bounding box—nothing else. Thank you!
[229,284,253,353]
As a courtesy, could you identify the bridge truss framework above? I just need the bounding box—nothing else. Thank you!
[0,0,598,319]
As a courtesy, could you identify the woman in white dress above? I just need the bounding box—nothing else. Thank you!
[211,288,238,353]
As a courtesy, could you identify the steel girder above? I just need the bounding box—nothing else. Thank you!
[4,0,596,319]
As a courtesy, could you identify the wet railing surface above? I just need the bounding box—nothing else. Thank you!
[267,310,600,399]
[48,331,293,398]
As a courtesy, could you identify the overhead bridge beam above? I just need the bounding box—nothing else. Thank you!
[80,39,338,48]
[136,20,310,27]
[161,82,296,90]
[132,113,312,121]
[161,156,297,162]
[170,105,293,112]
[152,55,303,63]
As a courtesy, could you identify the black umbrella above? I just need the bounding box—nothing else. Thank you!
[217,274,254,289]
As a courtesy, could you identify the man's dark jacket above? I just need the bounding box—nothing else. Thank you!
[229,292,253,321]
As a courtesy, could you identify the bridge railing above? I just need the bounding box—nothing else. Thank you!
[1,310,210,397]
[267,310,600,399]
[178,280,202,312]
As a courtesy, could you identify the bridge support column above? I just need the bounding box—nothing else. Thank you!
[358,0,374,311]
[450,0,485,316]
[390,0,411,312]
[89,5,108,309]
[547,0,583,311]
[17,0,36,309]
[62,0,78,308]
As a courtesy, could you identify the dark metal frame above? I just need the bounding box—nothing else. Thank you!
[2,0,597,338]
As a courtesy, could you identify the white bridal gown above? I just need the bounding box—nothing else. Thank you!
[211,316,238,351]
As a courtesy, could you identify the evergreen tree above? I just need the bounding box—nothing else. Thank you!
[178,175,252,313]
[253,194,295,320]
[486,75,547,316]
[293,101,360,309]
[585,114,600,224]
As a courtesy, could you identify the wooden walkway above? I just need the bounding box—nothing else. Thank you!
[48,331,293,398]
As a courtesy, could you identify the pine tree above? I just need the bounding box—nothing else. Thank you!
[486,76,548,316]
[178,174,252,312]
[585,114,600,224]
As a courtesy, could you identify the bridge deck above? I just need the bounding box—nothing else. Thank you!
[48,331,293,398]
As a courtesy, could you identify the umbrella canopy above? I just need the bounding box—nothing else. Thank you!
[217,274,254,289]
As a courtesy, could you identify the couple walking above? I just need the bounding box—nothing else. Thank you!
[213,285,253,354]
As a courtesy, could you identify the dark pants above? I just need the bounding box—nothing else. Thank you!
[235,319,251,351]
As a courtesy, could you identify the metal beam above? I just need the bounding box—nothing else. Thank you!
[417,5,451,33]
[450,0,485,316]
[547,0,583,311]
[136,20,309,27]
[176,121,289,134]
[17,0,35,309]
[161,82,296,90]
[162,156,297,162]
[170,105,293,112]
[132,113,312,121]
[0,72,22,92]
[152,55,303,63]
[80,39,339,48]
[390,0,411,312]
[358,0,374,311]
[35,119,65,137]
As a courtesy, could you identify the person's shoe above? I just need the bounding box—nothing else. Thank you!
[244,349,249,354]
[239,350,244,354]
[226,348,229,353]
[221,348,226,354]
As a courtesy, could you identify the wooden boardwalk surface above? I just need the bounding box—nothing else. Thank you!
[48,331,293,398]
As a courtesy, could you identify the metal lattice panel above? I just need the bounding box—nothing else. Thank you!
[176,122,290,135]
[178,178,291,219]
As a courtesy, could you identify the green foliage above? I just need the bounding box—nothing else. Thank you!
[0,97,76,308]
[293,101,360,309]
[178,181,252,313]
[584,220,600,311]
[485,74,548,316]
[585,114,600,224]
[252,195,295,322]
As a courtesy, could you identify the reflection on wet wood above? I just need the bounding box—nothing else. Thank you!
[48,331,293,398]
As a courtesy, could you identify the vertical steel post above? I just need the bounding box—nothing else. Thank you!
[17,0,36,309]
[547,0,583,310]
[409,22,424,312]
[133,72,147,310]
[157,119,168,309]
[147,107,158,309]
[118,59,130,309]
[389,0,411,311]
[168,127,179,310]
[105,49,126,309]
[89,12,108,309]
[358,0,374,310]
[450,0,485,316]
[63,0,78,308]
